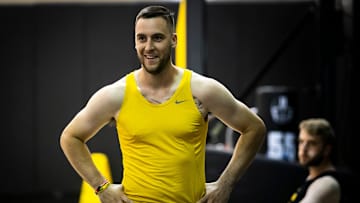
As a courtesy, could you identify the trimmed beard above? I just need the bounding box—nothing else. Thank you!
[141,47,173,75]
[304,149,325,167]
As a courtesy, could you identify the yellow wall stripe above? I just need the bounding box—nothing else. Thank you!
[175,0,187,68]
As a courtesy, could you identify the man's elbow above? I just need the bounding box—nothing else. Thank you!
[258,119,267,135]
[59,129,80,152]
[255,118,267,142]
[59,130,70,152]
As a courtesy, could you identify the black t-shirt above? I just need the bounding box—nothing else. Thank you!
[287,171,339,203]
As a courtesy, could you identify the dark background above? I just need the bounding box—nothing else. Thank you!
[0,0,357,202]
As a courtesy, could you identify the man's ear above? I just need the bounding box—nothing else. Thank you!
[324,144,332,157]
[171,33,177,48]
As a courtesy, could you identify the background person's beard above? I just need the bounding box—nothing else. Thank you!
[304,151,325,167]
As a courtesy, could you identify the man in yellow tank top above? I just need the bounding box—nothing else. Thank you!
[60,5,266,203]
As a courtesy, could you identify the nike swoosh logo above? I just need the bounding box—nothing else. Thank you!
[175,100,186,104]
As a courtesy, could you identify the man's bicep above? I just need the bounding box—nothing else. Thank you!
[63,108,104,142]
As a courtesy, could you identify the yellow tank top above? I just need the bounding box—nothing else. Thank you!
[116,69,208,203]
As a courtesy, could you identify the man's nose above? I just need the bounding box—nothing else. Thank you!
[145,40,154,50]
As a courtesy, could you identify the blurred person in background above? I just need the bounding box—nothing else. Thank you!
[288,118,340,203]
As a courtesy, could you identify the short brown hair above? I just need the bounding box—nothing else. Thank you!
[135,5,175,32]
[299,118,335,145]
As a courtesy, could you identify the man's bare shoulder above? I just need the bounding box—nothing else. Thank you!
[103,76,127,102]
[110,76,127,90]
[190,70,213,83]
[313,175,341,190]
[190,71,219,96]
[87,75,127,110]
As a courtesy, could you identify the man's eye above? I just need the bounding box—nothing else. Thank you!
[137,36,146,42]
[153,36,163,41]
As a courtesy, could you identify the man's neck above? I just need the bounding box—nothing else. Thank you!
[308,161,336,179]
[138,64,177,88]
[135,66,183,104]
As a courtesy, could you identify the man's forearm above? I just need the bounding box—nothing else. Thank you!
[217,126,265,189]
[60,134,106,189]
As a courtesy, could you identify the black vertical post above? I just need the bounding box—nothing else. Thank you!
[319,0,336,123]
[187,0,206,74]
[350,0,359,176]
